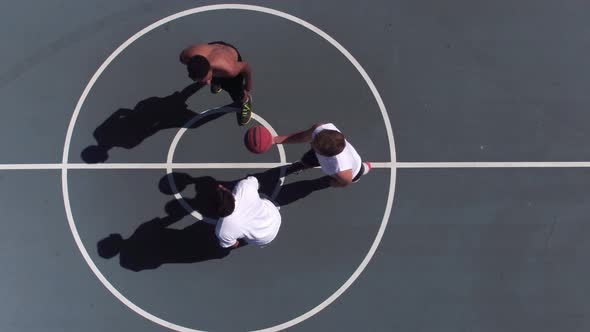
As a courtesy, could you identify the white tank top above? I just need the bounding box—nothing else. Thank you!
[312,123,362,177]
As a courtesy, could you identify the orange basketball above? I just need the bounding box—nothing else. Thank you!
[244,125,273,154]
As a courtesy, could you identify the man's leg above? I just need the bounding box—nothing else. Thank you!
[288,149,320,174]
[301,149,320,167]
[352,162,372,183]
[206,41,251,125]
[215,75,251,126]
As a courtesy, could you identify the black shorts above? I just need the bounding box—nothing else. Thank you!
[300,149,365,182]
[208,41,245,102]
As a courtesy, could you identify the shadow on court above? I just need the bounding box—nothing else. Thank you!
[163,165,332,208]
[81,82,238,163]
[97,214,231,272]
[96,165,330,272]
[96,176,233,271]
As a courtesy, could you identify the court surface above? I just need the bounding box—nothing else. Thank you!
[1,1,590,331]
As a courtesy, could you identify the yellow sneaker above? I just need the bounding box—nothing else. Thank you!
[237,94,252,126]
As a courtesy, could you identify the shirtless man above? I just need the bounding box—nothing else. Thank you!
[179,41,253,125]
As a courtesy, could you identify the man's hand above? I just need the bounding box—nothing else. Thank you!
[179,50,189,64]
[330,169,353,188]
[240,62,253,92]
[242,90,251,104]
[273,123,323,145]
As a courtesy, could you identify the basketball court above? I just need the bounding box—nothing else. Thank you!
[1,1,589,331]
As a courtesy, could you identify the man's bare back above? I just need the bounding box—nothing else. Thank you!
[179,43,251,90]
[180,44,239,80]
[179,42,253,125]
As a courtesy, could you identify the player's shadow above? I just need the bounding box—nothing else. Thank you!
[163,164,331,209]
[253,165,332,206]
[81,82,237,163]
[97,214,231,272]
[158,174,235,219]
[96,178,238,272]
[96,167,330,272]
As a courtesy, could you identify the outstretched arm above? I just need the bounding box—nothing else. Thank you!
[273,123,322,145]
[329,169,354,188]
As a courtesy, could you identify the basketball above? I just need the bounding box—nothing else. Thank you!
[244,125,273,154]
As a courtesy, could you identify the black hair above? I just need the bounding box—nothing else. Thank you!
[187,55,211,81]
[215,187,235,218]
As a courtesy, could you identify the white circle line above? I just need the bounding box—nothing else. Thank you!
[249,113,288,200]
[164,108,287,221]
[61,4,397,332]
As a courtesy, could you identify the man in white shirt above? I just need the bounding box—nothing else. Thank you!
[214,176,281,249]
[273,123,371,187]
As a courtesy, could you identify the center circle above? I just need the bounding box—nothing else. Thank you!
[165,108,288,222]
[61,4,397,332]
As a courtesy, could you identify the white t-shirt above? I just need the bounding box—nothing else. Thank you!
[312,123,362,177]
[215,176,281,248]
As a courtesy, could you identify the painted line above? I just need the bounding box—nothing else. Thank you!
[395,162,590,168]
[68,163,168,169]
[60,4,396,332]
[166,162,287,169]
[0,163,288,170]
[0,164,62,170]
[71,163,288,169]
[165,110,287,221]
[5,161,590,171]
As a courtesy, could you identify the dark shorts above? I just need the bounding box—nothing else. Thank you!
[208,41,245,102]
[300,149,365,182]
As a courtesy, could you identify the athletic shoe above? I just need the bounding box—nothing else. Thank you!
[210,84,222,94]
[286,161,310,175]
[362,162,372,175]
[237,94,252,126]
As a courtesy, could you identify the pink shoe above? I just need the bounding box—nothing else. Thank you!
[362,162,372,175]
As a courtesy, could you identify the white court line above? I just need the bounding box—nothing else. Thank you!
[36,2,587,332]
[73,163,289,169]
[0,164,62,170]
[394,162,590,168]
[165,111,288,222]
[4,162,590,170]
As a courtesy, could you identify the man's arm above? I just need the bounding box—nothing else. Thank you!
[237,62,252,92]
[273,123,322,145]
[219,62,253,92]
[330,169,353,188]
[217,231,241,250]
[179,48,191,65]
